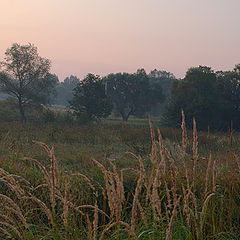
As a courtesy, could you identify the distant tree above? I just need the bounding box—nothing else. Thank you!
[69,74,112,123]
[105,69,164,121]
[148,69,175,115]
[62,75,80,88]
[163,66,221,129]
[216,64,240,129]
[54,75,80,106]
[149,69,175,79]
[0,43,57,124]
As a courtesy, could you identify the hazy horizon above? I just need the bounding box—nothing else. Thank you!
[1,0,240,80]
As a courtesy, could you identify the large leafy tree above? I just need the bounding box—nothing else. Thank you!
[0,43,57,124]
[69,74,112,123]
[216,64,240,129]
[104,69,164,121]
[163,66,221,130]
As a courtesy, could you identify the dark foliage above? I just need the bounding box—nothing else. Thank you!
[163,65,240,130]
[69,74,112,123]
[104,69,164,121]
[0,43,57,124]
[163,66,221,130]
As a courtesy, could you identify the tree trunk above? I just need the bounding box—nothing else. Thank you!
[120,110,131,122]
[18,100,26,124]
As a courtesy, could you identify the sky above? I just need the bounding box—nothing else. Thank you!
[1,0,240,81]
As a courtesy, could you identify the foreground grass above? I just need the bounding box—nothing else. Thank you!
[0,116,239,239]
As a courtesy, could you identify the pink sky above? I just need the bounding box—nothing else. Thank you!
[1,0,240,80]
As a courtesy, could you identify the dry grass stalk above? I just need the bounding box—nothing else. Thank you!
[151,165,162,221]
[2,131,14,151]
[204,153,212,197]
[120,168,139,175]
[157,128,166,174]
[33,141,60,215]
[145,170,154,204]
[200,193,215,232]
[126,153,150,205]
[190,191,198,222]
[0,194,28,229]
[100,221,136,240]
[50,146,60,188]
[108,171,122,221]
[212,159,216,193]
[126,152,146,179]
[192,118,198,160]
[32,183,48,191]
[23,157,56,212]
[181,109,187,159]
[0,214,15,226]
[33,141,59,187]
[72,173,96,192]
[165,196,181,240]
[0,168,25,196]
[75,205,108,218]
[192,118,198,187]
[24,194,54,226]
[93,200,98,240]
[148,127,164,221]
[63,200,85,216]
[0,221,22,239]
[171,172,178,218]
[86,213,92,240]
[3,131,10,145]
[103,174,115,219]
[137,200,147,226]
[181,110,191,191]
[184,166,190,191]
[84,159,116,220]
[182,185,191,228]
[62,179,69,227]
[149,120,158,167]
[0,178,22,198]
[130,156,144,234]
[164,180,172,212]
[186,190,199,237]
[189,208,199,238]
[165,147,178,176]
[163,202,170,223]
[110,162,125,204]
[23,156,51,179]
[0,226,12,239]
[235,156,240,173]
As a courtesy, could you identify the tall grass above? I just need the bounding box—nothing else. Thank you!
[0,114,239,239]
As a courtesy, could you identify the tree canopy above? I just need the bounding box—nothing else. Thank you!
[163,65,240,130]
[104,69,164,121]
[216,64,240,129]
[69,74,112,123]
[0,43,57,123]
[163,66,221,129]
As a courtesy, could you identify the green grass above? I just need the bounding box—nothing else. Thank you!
[0,111,240,239]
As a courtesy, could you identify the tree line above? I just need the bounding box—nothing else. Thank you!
[0,43,239,130]
[164,65,240,130]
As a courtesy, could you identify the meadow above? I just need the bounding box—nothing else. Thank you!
[0,108,239,239]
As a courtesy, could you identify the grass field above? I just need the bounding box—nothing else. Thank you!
[0,111,240,239]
